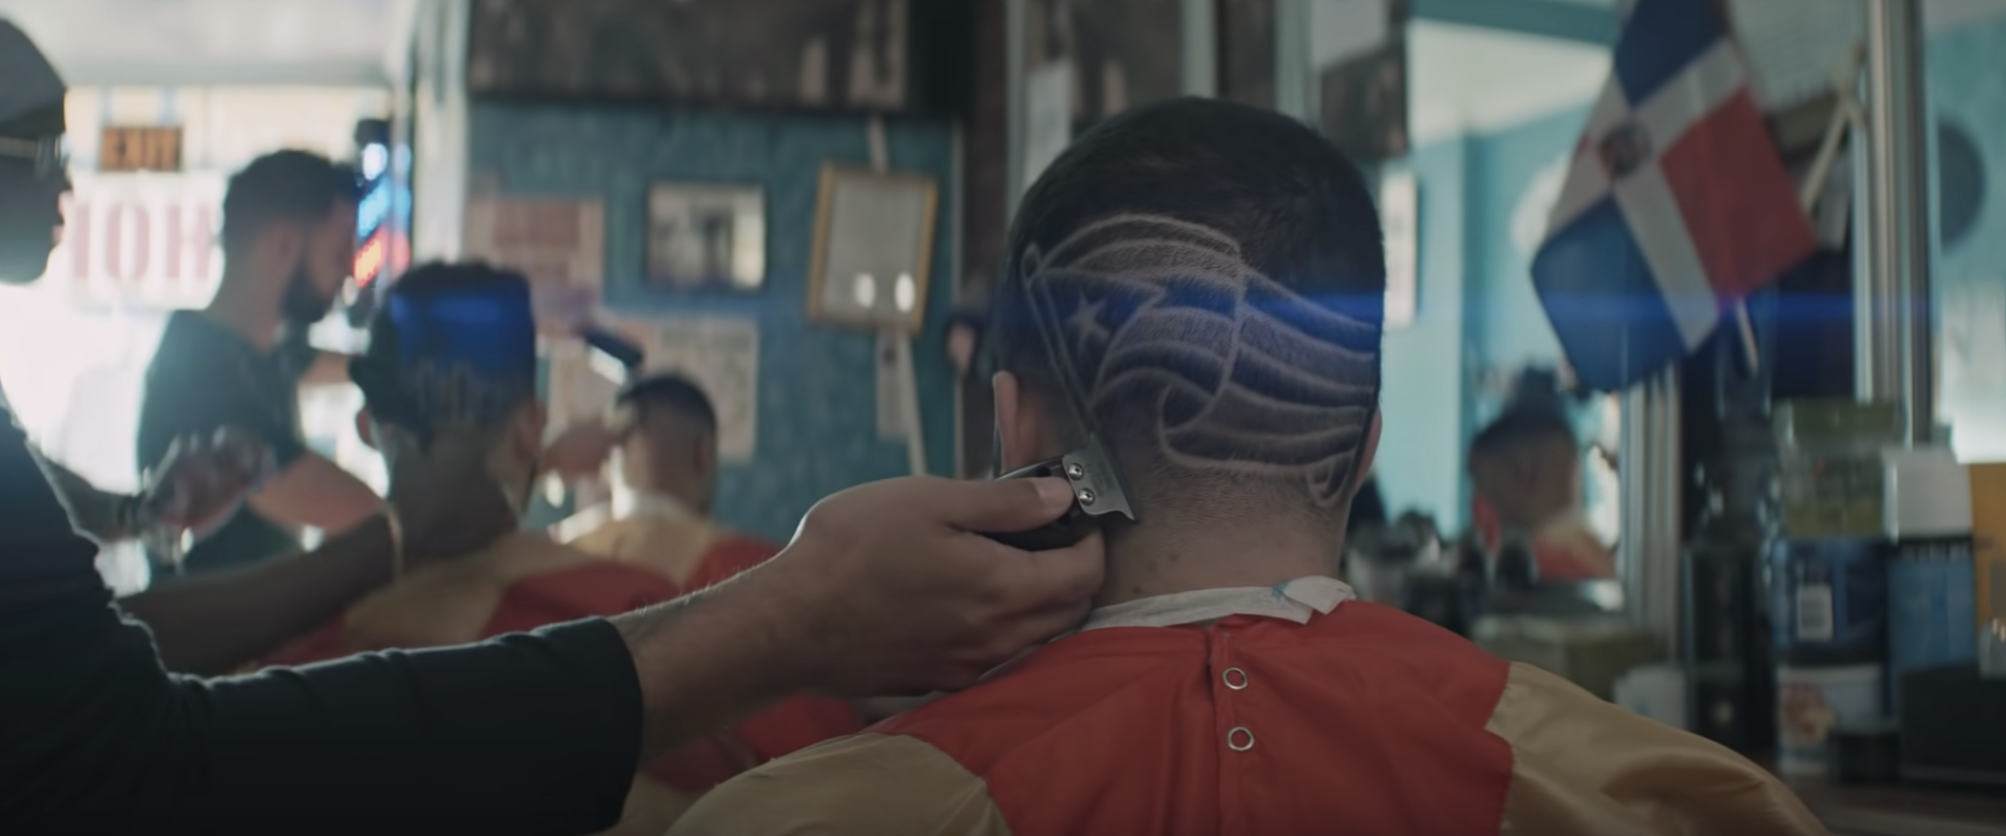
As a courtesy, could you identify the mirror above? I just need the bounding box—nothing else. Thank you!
[808,164,939,333]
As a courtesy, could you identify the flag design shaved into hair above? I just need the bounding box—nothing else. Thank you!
[1019,214,1380,506]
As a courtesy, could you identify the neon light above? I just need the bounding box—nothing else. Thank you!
[356,182,390,240]
[354,234,386,289]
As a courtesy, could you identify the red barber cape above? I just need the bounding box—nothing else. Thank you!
[267,530,861,827]
[672,593,1825,836]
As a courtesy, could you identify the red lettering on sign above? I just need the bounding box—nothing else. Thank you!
[104,204,151,282]
[165,205,214,282]
[66,197,91,279]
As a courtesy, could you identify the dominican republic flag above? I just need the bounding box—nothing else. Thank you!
[1531,0,1816,391]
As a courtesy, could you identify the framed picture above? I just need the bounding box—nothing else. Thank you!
[645,182,766,292]
[808,164,939,333]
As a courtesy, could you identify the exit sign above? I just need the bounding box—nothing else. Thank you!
[99,126,184,173]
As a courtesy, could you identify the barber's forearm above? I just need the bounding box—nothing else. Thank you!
[121,516,396,674]
[613,571,819,761]
[41,458,133,542]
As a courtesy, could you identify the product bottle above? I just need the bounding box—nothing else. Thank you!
[1682,430,1780,753]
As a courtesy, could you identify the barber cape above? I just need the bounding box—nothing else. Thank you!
[267,501,860,836]
[672,577,1825,836]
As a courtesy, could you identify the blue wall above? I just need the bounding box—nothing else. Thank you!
[471,103,960,542]
[1376,106,1591,532]
[1469,105,1587,380]
[1929,15,2006,460]
[1377,138,1472,532]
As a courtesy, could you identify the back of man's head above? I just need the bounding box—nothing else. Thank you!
[220,149,359,255]
[1468,407,1580,528]
[616,373,719,510]
[992,97,1385,525]
[353,262,539,455]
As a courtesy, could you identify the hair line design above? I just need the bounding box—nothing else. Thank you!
[1018,214,1380,507]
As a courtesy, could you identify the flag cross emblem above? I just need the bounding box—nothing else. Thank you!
[1597,122,1653,179]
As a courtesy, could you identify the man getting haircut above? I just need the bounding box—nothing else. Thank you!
[266,263,858,834]
[672,98,1822,836]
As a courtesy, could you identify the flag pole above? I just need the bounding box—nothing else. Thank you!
[1734,47,1866,379]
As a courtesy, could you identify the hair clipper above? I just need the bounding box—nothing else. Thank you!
[982,435,1135,551]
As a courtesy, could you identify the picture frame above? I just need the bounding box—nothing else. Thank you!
[644,182,766,292]
[807,164,939,333]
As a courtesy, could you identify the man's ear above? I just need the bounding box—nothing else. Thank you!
[354,407,377,449]
[992,370,1057,472]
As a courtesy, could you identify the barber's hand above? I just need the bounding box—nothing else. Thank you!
[753,476,1104,697]
[542,419,621,483]
[385,433,517,561]
[141,428,274,537]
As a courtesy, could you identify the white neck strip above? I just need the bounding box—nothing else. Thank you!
[1080,576,1356,632]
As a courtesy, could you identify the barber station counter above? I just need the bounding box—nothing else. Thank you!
[1759,760,2006,835]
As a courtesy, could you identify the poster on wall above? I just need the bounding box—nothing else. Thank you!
[462,194,606,335]
[561,316,761,462]
[645,318,760,461]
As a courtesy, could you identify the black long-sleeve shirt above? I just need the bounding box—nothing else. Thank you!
[0,392,643,835]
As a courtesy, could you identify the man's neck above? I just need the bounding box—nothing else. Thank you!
[623,480,710,520]
[1096,518,1343,609]
[624,489,705,523]
[204,272,280,351]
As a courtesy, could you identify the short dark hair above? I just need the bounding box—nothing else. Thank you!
[1469,407,1576,465]
[220,150,360,254]
[355,261,537,432]
[619,373,718,431]
[993,97,1386,516]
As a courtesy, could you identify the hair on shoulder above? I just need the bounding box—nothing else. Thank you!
[619,373,718,430]
[220,149,360,253]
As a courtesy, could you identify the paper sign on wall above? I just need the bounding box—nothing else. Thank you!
[463,195,607,335]
[644,318,760,462]
[547,316,760,463]
[589,316,762,462]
